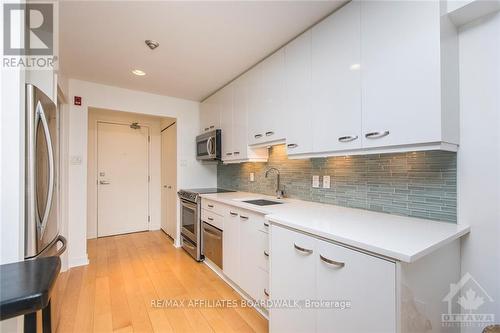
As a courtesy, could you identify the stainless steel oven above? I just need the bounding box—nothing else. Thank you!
[196,129,221,161]
[180,198,201,261]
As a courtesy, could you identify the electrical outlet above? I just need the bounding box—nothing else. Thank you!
[250,172,255,182]
[323,175,331,189]
[312,175,320,188]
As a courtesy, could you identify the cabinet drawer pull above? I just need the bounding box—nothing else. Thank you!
[233,151,240,155]
[264,289,269,297]
[230,211,238,216]
[319,254,345,268]
[264,250,269,257]
[208,204,214,208]
[365,131,390,139]
[226,152,232,156]
[240,215,249,220]
[204,127,209,131]
[294,243,313,255]
[210,125,215,129]
[207,217,214,221]
[254,134,263,139]
[338,135,358,143]
[264,222,269,227]
[287,143,298,149]
[265,131,274,137]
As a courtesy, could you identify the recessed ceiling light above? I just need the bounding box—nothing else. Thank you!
[132,69,146,76]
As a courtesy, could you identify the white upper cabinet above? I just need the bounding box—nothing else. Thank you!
[360,0,459,149]
[248,49,287,146]
[218,85,234,160]
[199,94,220,133]
[312,1,362,153]
[284,31,313,156]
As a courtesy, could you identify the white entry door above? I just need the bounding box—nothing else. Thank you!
[97,122,149,237]
[161,123,177,238]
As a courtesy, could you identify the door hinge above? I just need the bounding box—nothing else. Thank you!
[148,215,150,222]
[148,175,151,182]
[148,135,150,142]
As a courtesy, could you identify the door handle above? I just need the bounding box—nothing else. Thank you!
[294,243,313,255]
[319,254,345,268]
[338,135,359,143]
[365,131,390,139]
[99,180,111,185]
[36,102,55,238]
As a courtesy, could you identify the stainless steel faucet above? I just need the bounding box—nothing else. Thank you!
[265,167,284,199]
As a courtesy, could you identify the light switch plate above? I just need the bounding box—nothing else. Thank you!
[312,175,320,188]
[250,172,255,182]
[70,155,82,165]
[323,175,331,189]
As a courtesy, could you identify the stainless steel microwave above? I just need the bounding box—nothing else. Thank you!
[196,129,221,161]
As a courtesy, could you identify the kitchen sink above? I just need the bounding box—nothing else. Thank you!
[242,199,283,206]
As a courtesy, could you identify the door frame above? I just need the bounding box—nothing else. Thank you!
[94,120,151,237]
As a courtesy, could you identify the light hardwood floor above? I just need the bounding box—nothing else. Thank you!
[55,231,268,333]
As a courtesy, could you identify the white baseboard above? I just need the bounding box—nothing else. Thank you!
[68,255,89,268]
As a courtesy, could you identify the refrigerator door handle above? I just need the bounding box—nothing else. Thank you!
[36,101,55,239]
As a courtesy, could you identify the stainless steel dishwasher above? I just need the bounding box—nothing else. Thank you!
[202,222,223,269]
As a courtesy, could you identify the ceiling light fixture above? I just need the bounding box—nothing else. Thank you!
[145,40,159,50]
[132,69,146,76]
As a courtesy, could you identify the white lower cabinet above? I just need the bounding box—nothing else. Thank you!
[270,226,317,333]
[218,201,270,308]
[315,238,396,333]
[270,225,396,333]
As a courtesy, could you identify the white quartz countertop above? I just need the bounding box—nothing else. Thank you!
[200,191,470,263]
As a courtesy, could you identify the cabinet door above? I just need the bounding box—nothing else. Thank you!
[260,48,286,143]
[361,0,441,148]
[232,75,249,160]
[312,1,362,153]
[270,225,316,333]
[200,94,220,133]
[238,210,262,300]
[223,208,240,284]
[219,85,234,161]
[247,64,266,145]
[284,31,313,155]
[316,239,396,333]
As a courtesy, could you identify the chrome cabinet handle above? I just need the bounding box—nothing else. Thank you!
[204,127,209,131]
[233,151,240,155]
[230,211,238,216]
[287,143,298,149]
[254,134,263,139]
[207,217,214,221]
[264,289,269,297]
[99,180,110,185]
[210,125,215,129]
[365,131,390,139]
[264,222,269,227]
[294,243,313,255]
[240,215,249,220]
[265,131,274,136]
[338,135,358,143]
[208,204,214,208]
[264,250,269,257]
[226,152,232,156]
[320,254,345,268]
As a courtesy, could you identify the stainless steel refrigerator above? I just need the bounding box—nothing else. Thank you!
[25,84,66,259]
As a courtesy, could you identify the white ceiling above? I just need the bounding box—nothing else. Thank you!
[59,1,346,101]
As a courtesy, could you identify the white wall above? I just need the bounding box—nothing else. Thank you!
[457,10,500,331]
[87,108,171,238]
[66,79,217,267]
